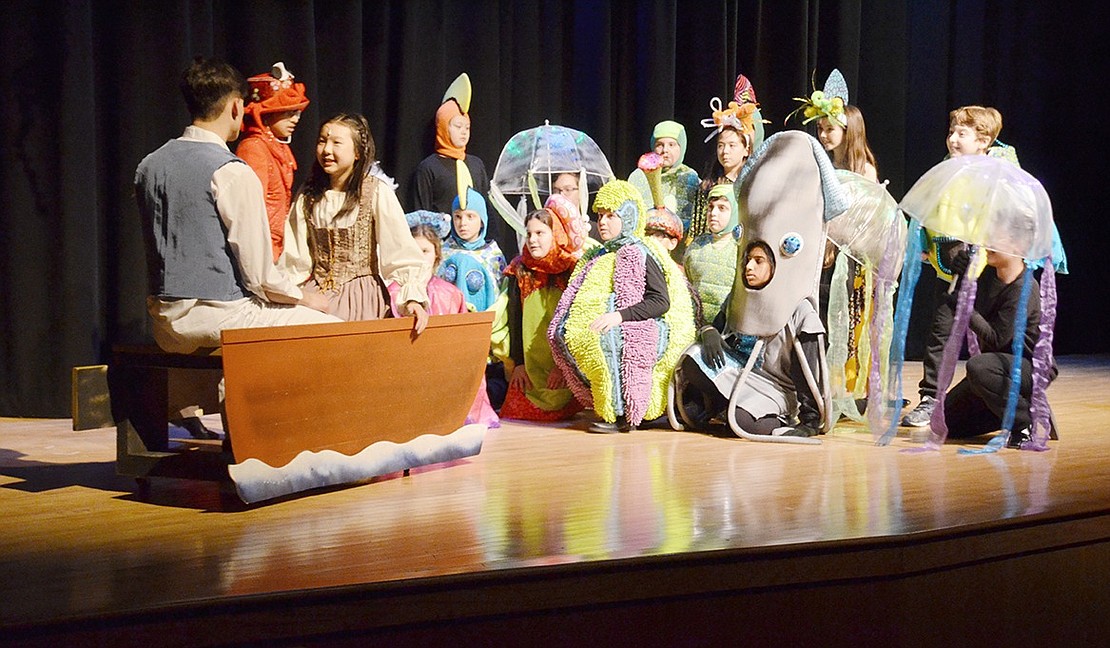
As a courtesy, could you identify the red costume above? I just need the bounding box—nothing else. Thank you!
[237,62,310,261]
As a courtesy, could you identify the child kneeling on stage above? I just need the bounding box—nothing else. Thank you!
[674,131,849,440]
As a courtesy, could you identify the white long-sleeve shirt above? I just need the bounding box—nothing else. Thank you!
[183,125,303,302]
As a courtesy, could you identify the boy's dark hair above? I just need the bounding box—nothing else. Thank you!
[180,57,249,121]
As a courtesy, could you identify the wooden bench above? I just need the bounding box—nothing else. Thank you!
[109,344,229,490]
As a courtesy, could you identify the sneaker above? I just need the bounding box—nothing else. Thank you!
[1006,427,1032,449]
[780,424,821,438]
[901,396,936,427]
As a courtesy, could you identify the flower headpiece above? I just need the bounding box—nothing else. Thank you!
[787,69,849,128]
[405,210,451,240]
[700,97,760,143]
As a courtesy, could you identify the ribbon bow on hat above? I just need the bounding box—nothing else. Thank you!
[700,97,760,143]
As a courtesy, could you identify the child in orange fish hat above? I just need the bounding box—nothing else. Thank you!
[237,62,310,261]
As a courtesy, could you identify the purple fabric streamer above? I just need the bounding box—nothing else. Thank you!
[963,249,981,357]
[1026,258,1057,451]
[613,245,655,425]
[966,327,981,357]
[913,271,977,451]
[879,219,924,446]
[867,217,902,441]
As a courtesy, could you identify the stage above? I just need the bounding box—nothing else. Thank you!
[2,358,1108,646]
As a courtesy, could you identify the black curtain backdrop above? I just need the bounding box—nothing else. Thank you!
[1,0,1105,416]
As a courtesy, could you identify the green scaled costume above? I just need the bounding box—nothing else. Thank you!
[683,183,741,326]
[628,121,700,238]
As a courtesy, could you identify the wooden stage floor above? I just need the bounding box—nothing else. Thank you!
[2,357,1109,646]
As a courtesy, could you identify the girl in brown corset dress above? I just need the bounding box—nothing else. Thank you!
[282,113,430,333]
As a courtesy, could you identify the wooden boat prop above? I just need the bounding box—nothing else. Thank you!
[221,311,493,503]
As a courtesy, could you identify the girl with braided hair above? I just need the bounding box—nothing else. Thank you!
[282,113,430,332]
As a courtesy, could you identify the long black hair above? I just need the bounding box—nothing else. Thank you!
[298,113,377,222]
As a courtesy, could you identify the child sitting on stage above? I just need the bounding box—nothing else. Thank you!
[548,180,696,433]
[940,249,1055,446]
[281,113,430,331]
[501,196,587,421]
[388,212,499,427]
[440,188,511,408]
[675,132,848,441]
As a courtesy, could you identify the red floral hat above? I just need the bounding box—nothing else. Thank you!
[244,62,309,125]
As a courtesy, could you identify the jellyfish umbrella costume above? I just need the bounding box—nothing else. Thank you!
[824,171,907,427]
[921,144,1067,281]
[669,131,850,443]
[882,155,1058,452]
[488,122,615,249]
[547,180,696,427]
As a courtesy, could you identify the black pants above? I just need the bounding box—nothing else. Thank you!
[918,281,954,398]
[679,334,823,434]
[486,362,508,411]
[943,353,1033,438]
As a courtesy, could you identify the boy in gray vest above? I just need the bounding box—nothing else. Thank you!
[135,58,339,439]
[135,57,338,355]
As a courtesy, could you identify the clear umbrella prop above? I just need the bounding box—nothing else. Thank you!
[825,171,907,435]
[885,155,1057,453]
[488,122,615,246]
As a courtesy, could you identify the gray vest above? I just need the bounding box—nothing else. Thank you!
[135,139,252,300]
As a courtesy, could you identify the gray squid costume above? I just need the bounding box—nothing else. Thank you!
[670,131,851,443]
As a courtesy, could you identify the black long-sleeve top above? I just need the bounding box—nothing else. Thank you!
[618,255,670,322]
[967,265,1042,358]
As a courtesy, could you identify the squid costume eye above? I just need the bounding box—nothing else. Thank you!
[780,233,803,257]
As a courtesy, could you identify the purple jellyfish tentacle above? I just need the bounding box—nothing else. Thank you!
[1026,258,1057,451]
[966,326,981,357]
[910,261,977,453]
